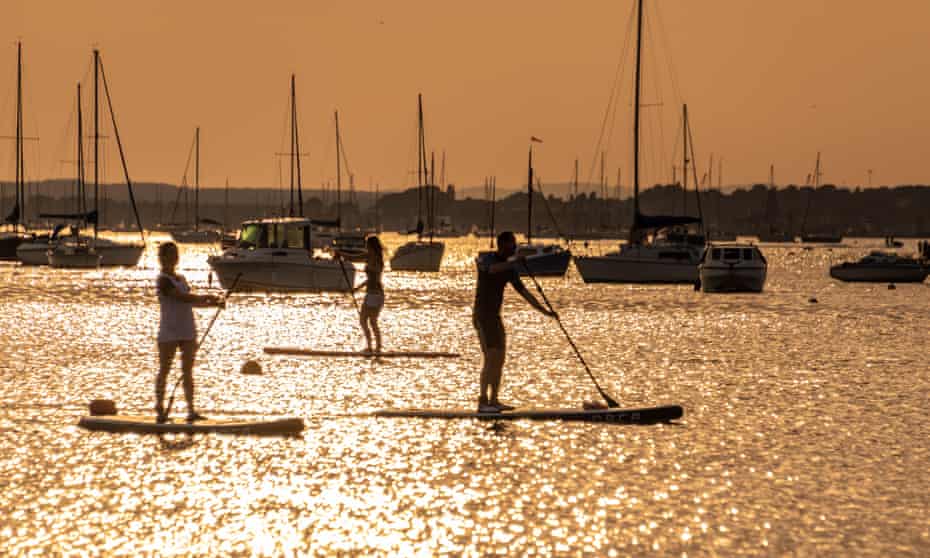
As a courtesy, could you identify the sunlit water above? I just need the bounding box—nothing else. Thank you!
[1,233,928,556]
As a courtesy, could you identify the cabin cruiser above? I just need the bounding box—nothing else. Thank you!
[575,225,705,283]
[829,251,929,283]
[698,243,767,293]
[513,243,572,277]
[207,217,355,292]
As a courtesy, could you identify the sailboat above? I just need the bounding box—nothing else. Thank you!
[0,42,32,260]
[514,141,571,276]
[799,152,842,243]
[389,94,444,272]
[575,19,706,287]
[207,74,355,292]
[47,49,145,267]
[171,127,221,243]
[19,82,100,265]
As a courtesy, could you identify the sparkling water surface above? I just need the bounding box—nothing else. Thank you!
[1,233,928,556]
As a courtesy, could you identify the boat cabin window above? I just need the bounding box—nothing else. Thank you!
[711,248,721,260]
[723,248,741,260]
[286,225,305,249]
[742,248,754,260]
[239,223,263,248]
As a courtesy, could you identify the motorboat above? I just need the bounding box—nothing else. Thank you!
[513,243,572,277]
[699,243,767,293]
[207,217,356,292]
[829,251,929,283]
[390,240,444,272]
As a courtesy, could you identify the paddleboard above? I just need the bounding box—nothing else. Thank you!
[373,404,683,424]
[78,415,304,436]
[264,347,461,359]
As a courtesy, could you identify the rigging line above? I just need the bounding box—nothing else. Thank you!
[587,0,636,185]
[97,55,145,241]
[653,0,683,109]
[686,113,705,230]
[169,130,197,224]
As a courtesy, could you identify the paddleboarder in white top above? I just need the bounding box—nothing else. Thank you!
[474,231,556,413]
[354,235,385,354]
[155,242,223,423]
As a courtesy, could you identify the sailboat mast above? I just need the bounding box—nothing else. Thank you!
[289,75,295,217]
[416,94,425,239]
[194,126,200,231]
[527,145,534,244]
[335,110,341,227]
[682,104,689,213]
[77,83,85,214]
[429,151,435,243]
[93,49,99,240]
[632,0,644,218]
[15,42,24,229]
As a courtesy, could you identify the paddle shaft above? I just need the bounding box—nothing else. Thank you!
[521,262,620,408]
[336,255,361,317]
[165,273,242,417]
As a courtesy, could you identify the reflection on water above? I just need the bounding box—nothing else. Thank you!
[1,233,928,555]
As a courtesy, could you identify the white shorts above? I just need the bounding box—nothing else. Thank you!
[364,293,384,309]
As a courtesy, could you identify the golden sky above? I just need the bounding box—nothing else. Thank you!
[4,1,929,194]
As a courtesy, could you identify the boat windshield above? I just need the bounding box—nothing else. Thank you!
[239,223,263,248]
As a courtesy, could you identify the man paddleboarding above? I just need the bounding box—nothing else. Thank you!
[474,231,556,413]
[155,242,223,423]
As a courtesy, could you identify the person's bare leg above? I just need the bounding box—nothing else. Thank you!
[360,307,373,352]
[370,307,382,352]
[486,348,506,405]
[180,340,198,416]
[156,342,178,418]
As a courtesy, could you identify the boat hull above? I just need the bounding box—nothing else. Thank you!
[390,241,444,272]
[829,264,928,283]
[0,232,28,261]
[170,229,221,243]
[78,415,304,436]
[700,265,767,292]
[516,249,572,277]
[16,240,52,265]
[575,250,700,283]
[208,251,356,292]
[48,249,102,268]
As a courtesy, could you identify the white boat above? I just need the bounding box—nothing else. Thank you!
[575,230,704,283]
[829,251,928,283]
[699,243,767,292]
[47,241,101,268]
[207,217,356,292]
[390,240,444,272]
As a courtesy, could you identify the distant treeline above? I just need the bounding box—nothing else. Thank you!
[4,179,930,237]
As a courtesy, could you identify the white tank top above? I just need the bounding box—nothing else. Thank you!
[157,272,196,343]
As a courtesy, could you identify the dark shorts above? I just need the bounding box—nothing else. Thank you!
[473,313,505,351]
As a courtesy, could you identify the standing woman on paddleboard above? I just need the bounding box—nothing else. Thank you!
[155,242,223,423]
[355,235,385,353]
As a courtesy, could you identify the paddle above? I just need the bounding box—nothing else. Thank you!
[335,254,361,317]
[164,272,242,418]
[520,261,621,408]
